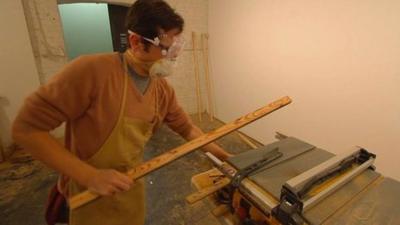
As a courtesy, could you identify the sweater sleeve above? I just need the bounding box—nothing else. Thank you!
[13,55,97,133]
[162,81,194,137]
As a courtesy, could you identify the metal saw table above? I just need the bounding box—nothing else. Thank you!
[191,136,400,225]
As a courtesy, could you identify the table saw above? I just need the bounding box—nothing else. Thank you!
[189,135,400,225]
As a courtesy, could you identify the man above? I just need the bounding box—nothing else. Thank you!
[12,0,231,224]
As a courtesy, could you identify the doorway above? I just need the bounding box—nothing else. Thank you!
[58,3,129,60]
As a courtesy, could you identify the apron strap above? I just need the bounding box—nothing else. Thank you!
[118,54,129,123]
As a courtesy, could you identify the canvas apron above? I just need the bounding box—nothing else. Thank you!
[69,57,158,225]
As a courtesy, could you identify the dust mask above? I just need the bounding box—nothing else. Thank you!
[127,30,185,77]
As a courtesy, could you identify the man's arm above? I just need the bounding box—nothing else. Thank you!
[12,56,132,196]
[12,129,132,196]
[182,125,233,161]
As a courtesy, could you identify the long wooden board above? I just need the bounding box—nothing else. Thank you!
[186,177,230,204]
[69,96,292,209]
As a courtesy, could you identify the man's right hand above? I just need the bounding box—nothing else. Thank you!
[86,169,133,196]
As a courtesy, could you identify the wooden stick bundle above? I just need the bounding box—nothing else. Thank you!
[192,32,203,121]
[201,33,214,121]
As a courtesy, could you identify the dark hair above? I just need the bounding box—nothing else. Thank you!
[125,0,184,50]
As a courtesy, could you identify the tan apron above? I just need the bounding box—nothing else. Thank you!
[69,56,159,225]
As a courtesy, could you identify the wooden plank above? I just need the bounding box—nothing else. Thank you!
[190,168,243,225]
[192,31,202,121]
[186,177,230,204]
[69,96,292,209]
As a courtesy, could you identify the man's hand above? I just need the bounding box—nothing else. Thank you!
[86,169,133,196]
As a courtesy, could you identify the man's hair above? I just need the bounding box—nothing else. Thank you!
[125,0,184,50]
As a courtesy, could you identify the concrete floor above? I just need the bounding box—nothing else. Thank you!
[0,114,258,225]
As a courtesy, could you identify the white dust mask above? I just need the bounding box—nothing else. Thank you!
[149,58,177,78]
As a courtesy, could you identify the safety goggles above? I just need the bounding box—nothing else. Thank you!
[128,30,185,60]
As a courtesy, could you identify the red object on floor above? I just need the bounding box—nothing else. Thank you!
[45,184,69,225]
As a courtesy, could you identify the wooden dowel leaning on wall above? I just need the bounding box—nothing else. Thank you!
[201,33,214,121]
[192,32,202,122]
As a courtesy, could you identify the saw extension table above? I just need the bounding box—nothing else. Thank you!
[189,135,400,225]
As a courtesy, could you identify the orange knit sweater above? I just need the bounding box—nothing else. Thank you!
[13,53,193,160]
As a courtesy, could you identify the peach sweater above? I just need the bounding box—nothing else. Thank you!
[13,53,193,160]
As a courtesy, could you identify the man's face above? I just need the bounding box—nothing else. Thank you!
[129,28,182,62]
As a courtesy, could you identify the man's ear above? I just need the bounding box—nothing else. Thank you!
[128,34,144,51]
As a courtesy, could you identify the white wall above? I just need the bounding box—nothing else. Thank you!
[0,1,41,150]
[209,0,400,180]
